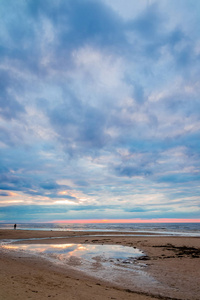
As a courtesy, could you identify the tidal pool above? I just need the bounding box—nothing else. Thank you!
[2,243,161,292]
[3,243,143,265]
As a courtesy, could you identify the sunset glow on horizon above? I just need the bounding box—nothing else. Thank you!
[52,219,200,224]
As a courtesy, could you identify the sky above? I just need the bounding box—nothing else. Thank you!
[0,0,200,223]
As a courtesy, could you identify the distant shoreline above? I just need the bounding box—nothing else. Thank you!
[0,222,200,238]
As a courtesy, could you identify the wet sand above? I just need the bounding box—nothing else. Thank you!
[0,229,200,300]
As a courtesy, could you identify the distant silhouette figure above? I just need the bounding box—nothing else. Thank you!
[14,224,17,230]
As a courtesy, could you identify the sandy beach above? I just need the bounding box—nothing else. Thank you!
[0,230,199,300]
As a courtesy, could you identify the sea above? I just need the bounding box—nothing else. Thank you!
[0,222,200,236]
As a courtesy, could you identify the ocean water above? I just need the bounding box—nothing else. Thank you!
[0,222,200,236]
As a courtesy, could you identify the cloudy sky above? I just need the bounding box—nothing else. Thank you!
[0,0,200,223]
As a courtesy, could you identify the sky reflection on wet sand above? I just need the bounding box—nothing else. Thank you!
[2,243,164,292]
[3,243,143,262]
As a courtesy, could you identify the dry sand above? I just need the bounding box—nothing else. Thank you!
[0,229,199,300]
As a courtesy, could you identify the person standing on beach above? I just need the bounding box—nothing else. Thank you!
[14,224,16,230]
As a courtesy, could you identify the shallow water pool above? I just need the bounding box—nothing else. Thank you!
[3,243,143,265]
[2,242,162,292]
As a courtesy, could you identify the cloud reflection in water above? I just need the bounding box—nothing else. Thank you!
[3,242,162,292]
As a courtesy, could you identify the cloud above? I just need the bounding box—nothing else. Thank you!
[0,0,200,221]
[127,4,163,39]
[115,164,152,178]
[0,192,10,197]
[0,70,25,120]
[124,207,147,213]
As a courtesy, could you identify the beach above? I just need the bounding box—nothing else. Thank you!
[0,229,199,300]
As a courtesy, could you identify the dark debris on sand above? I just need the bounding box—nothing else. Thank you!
[152,244,200,258]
